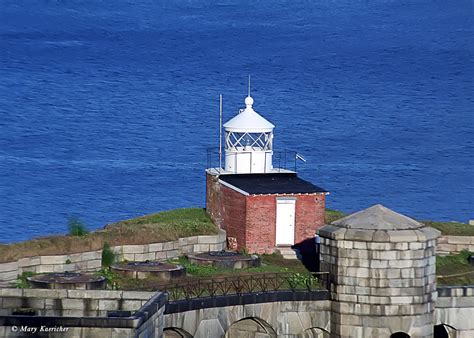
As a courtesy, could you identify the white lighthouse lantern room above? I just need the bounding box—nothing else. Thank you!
[223,96,275,173]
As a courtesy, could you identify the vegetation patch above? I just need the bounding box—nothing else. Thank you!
[424,220,474,236]
[101,242,115,268]
[15,271,36,289]
[67,216,89,236]
[0,208,218,263]
[117,252,310,291]
[325,209,347,223]
[436,250,474,286]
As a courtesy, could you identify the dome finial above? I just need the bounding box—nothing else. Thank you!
[245,95,254,107]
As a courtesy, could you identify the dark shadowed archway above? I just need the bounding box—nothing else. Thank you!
[163,327,193,338]
[390,332,410,338]
[225,317,277,338]
[302,327,330,338]
[434,324,457,338]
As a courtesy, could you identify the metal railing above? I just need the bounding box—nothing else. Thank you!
[206,148,300,173]
[156,272,330,301]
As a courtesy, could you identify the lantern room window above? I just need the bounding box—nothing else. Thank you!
[225,131,272,151]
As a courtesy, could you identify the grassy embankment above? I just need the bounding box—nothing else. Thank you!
[3,207,474,286]
[436,251,474,286]
[0,208,217,263]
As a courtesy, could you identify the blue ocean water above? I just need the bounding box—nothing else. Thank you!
[0,0,472,243]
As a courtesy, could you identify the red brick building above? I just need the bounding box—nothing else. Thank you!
[205,95,328,254]
[206,171,327,254]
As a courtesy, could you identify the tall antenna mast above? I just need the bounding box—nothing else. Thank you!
[248,75,251,97]
[219,94,223,172]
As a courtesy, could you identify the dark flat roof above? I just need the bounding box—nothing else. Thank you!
[219,173,327,195]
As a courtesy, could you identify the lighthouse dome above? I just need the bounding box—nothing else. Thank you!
[223,96,274,133]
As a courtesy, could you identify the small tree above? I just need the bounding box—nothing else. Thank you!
[101,242,115,268]
[68,216,89,236]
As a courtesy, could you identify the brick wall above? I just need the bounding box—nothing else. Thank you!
[294,194,326,243]
[220,185,247,250]
[246,195,276,253]
[206,171,327,254]
[246,194,326,254]
[206,171,222,227]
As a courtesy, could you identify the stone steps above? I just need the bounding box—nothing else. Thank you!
[276,246,297,260]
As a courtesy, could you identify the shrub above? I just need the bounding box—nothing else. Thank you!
[286,273,319,290]
[101,242,115,268]
[15,271,36,289]
[96,267,119,290]
[67,216,89,236]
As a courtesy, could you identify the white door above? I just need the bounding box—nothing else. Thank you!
[276,199,296,245]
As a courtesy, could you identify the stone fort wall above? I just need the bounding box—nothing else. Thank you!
[0,231,226,287]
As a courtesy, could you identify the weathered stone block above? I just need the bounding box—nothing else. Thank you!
[24,289,67,298]
[372,230,390,242]
[148,242,163,252]
[387,230,417,243]
[162,241,175,251]
[344,229,373,241]
[82,251,100,261]
[122,245,145,254]
[370,260,388,269]
[40,255,68,265]
[389,260,414,269]
[0,288,23,297]
[61,298,85,310]
[86,260,102,270]
[133,253,145,261]
[0,261,18,272]
[38,264,55,273]
[447,236,471,245]
[122,291,154,300]
[197,235,219,244]
[155,251,167,260]
[99,299,119,311]
[187,236,199,245]
[2,297,23,308]
[409,242,425,250]
[166,250,179,258]
[194,244,210,252]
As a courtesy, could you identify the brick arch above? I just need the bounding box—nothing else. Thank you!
[302,327,330,338]
[163,327,193,338]
[225,317,277,338]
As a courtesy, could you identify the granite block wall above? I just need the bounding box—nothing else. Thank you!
[0,231,226,287]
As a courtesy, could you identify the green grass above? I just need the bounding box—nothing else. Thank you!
[67,216,89,236]
[108,208,218,238]
[436,250,474,286]
[117,253,318,292]
[0,208,218,263]
[423,220,474,236]
[325,209,347,223]
[167,253,308,278]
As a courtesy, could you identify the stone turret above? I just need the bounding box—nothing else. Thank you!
[319,204,441,338]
